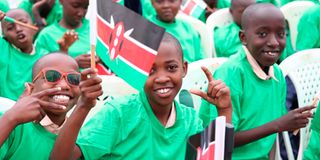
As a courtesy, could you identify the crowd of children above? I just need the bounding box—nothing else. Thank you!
[0,0,319,159]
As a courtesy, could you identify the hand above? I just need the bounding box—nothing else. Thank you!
[0,10,5,21]
[75,54,100,69]
[57,30,79,53]
[77,69,103,110]
[5,83,64,125]
[190,66,232,111]
[275,105,315,132]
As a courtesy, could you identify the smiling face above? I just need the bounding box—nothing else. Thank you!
[144,40,187,109]
[60,0,89,28]
[152,0,181,23]
[2,9,35,53]
[240,4,286,69]
[31,53,80,116]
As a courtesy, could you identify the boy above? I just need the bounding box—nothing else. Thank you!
[148,0,205,63]
[0,52,102,159]
[296,3,320,51]
[50,33,232,159]
[214,0,255,57]
[304,104,320,159]
[18,0,62,29]
[204,4,314,159]
[35,0,99,69]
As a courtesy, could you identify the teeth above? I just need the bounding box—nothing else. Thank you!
[52,95,70,103]
[156,88,170,94]
[266,52,277,56]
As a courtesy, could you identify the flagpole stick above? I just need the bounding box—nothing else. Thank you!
[91,45,96,69]
[4,16,38,31]
[293,96,319,136]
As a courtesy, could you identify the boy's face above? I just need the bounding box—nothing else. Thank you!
[144,42,187,108]
[31,55,81,115]
[240,8,286,68]
[152,0,181,23]
[2,10,35,51]
[60,0,88,27]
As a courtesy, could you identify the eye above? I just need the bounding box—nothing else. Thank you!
[257,31,267,38]
[149,67,156,75]
[278,31,285,38]
[167,64,178,72]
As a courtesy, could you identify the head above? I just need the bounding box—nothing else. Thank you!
[144,33,187,109]
[152,0,181,23]
[230,0,255,26]
[240,3,286,69]
[31,52,81,116]
[1,9,36,53]
[59,0,89,28]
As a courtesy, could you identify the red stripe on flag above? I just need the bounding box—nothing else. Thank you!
[97,16,156,74]
[182,0,197,15]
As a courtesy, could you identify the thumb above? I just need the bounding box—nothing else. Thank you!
[21,83,32,97]
[190,89,207,99]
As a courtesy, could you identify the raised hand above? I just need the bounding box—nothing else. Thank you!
[75,54,100,69]
[5,83,64,125]
[190,66,232,110]
[57,30,79,53]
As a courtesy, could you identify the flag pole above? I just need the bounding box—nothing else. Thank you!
[4,16,38,31]
[90,0,97,70]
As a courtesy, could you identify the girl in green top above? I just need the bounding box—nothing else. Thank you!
[50,33,233,159]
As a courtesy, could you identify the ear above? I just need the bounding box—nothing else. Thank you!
[239,30,247,46]
[182,61,188,78]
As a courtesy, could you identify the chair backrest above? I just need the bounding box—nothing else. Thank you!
[176,13,213,58]
[0,97,15,112]
[280,1,315,50]
[206,8,233,57]
[279,48,320,160]
[178,57,228,110]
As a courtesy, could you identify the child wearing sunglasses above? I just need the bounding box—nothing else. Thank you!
[0,9,79,101]
[0,52,102,159]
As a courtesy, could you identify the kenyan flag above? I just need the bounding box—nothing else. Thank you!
[93,0,165,90]
[181,0,207,19]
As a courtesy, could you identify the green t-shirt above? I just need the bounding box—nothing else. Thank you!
[0,0,9,12]
[0,112,57,160]
[0,38,42,100]
[303,104,320,160]
[148,16,205,63]
[18,0,62,26]
[256,0,281,6]
[77,91,213,159]
[114,0,155,19]
[279,25,295,62]
[211,50,287,160]
[214,22,242,57]
[35,19,90,59]
[296,4,320,51]
[217,0,231,8]
[280,0,318,6]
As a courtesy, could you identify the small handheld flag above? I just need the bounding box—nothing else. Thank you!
[3,16,38,31]
[93,0,165,90]
[181,0,207,19]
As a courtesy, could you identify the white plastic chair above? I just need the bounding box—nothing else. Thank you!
[205,8,233,57]
[280,1,315,50]
[177,57,228,110]
[0,97,16,112]
[176,13,213,59]
[279,49,320,160]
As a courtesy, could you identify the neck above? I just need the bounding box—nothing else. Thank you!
[46,113,66,126]
[156,15,175,23]
[262,66,269,74]
[21,45,34,54]
[149,101,172,126]
[59,19,82,30]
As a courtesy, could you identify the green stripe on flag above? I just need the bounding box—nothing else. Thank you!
[190,5,206,19]
[96,40,147,90]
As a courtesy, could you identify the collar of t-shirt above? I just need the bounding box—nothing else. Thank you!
[165,103,176,128]
[12,44,36,55]
[40,115,67,134]
[243,46,278,81]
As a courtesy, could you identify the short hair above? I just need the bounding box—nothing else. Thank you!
[1,9,32,30]
[161,32,183,60]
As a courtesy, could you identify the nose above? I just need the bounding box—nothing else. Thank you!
[162,1,170,8]
[55,76,71,90]
[77,8,87,18]
[15,24,22,32]
[154,73,170,84]
[267,34,279,49]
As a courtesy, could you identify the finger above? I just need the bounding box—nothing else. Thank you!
[297,105,316,113]
[212,83,227,97]
[21,83,32,97]
[215,87,230,98]
[85,91,103,99]
[208,80,224,97]
[38,100,67,110]
[81,68,97,81]
[300,111,313,119]
[189,89,210,100]
[81,83,102,93]
[201,66,214,82]
[80,77,102,89]
[33,87,61,98]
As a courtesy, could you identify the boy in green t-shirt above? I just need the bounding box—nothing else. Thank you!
[148,0,205,63]
[296,4,320,51]
[35,0,100,69]
[204,4,314,159]
[214,0,255,57]
[49,33,233,159]
[18,0,62,30]
[0,52,102,159]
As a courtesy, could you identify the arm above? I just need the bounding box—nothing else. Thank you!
[234,105,314,147]
[32,0,47,30]
[50,68,102,160]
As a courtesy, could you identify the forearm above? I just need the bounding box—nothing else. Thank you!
[234,120,278,147]
[0,113,18,147]
[50,106,90,160]
[217,108,232,123]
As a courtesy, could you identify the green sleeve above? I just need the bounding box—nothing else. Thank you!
[279,27,295,62]
[77,103,121,160]
[311,104,320,132]
[296,7,320,50]
[35,32,51,55]
[303,130,320,160]
[0,0,9,12]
